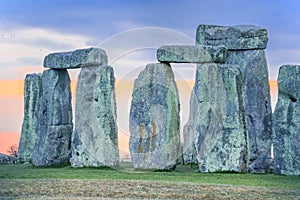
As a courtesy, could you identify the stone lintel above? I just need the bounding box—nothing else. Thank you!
[43,47,108,69]
[196,24,268,50]
[157,45,227,64]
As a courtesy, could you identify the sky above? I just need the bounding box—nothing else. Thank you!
[0,0,300,156]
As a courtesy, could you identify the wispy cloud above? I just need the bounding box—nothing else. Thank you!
[0,26,91,80]
[97,27,194,79]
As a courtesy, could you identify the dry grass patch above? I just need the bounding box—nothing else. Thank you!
[1,179,299,199]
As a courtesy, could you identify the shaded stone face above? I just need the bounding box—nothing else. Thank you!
[32,69,73,166]
[182,87,197,164]
[226,50,272,173]
[273,65,300,175]
[157,45,227,63]
[71,65,119,167]
[18,73,42,163]
[196,25,268,50]
[129,63,181,170]
[190,63,248,173]
[43,47,108,69]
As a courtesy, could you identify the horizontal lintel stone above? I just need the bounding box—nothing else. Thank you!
[157,45,227,64]
[196,24,268,50]
[43,47,108,69]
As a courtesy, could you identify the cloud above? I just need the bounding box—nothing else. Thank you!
[98,27,193,57]
[97,27,195,79]
[0,26,91,80]
[113,21,145,32]
[0,25,198,80]
[1,1,299,82]
[267,49,300,79]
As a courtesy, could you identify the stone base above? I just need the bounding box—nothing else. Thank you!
[32,125,72,166]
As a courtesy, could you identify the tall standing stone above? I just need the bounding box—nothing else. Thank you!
[196,25,272,173]
[191,63,248,172]
[32,69,73,166]
[156,45,229,164]
[273,65,300,175]
[71,65,119,167]
[226,50,272,173]
[42,47,118,167]
[129,63,181,170]
[18,73,42,163]
[182,87,198,164]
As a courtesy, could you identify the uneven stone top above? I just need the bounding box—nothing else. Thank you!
[25,73,42,81]
[196,25,268,50]
[278,65,300,100]
[278,64,300,85]
[278,64,300,78]
[43,47,108,69]
[157,45,227,64]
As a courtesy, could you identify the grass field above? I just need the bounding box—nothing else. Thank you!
[0,163,299,199]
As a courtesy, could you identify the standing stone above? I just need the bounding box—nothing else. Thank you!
[196,25,268,50]
[196,24,272,173]
[129,63,181,170]
[190,63,248,172]
[18,73,42,162]
[226,50,272,173]
[183,87,198,164]
[71,65,119,167]
[273,65,300,175]
[32,69,73,166]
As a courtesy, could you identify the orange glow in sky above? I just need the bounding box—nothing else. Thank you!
[0,133,20,155]
[0,80,24,97]
[0,79,279,156]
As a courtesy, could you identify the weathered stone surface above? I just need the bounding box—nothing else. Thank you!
[197,24,272,173]
[129,63,181,170]
[182,87,197,164]
[32,69,73,166]
[0,153,19,164]
[18,73,42,163]
[157,45,227,63]
[44,47,108,69]
[226,50,272,173]
[191,63,248,172]
[196,25,268,50]
[273,65,300,175]
[71,65,119,167]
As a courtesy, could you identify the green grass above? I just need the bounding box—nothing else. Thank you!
[0,163,299,190]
